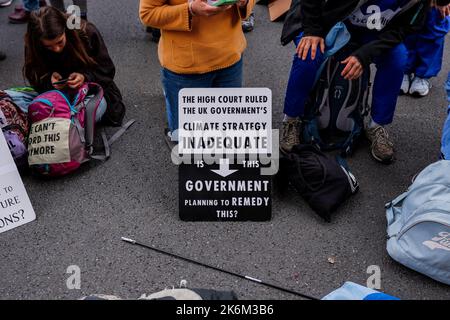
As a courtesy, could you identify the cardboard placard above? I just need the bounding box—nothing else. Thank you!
[268,0,291,21]
[0,133,36,234]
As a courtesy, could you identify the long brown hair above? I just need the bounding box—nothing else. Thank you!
[23,6,96,87]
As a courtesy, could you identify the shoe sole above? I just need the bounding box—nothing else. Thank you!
[9,18,28,24]
[0,1,13,7]
[409,91,429,98]
[370,149,395,165]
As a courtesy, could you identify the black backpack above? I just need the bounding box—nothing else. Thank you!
[278,144,359,222]
[302,44,371,156]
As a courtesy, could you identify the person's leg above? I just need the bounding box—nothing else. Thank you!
[211,58,243,88]
[283,35,326,119]
[160,69,214,140]
[280,33,326,153]
[410,8,450,96]
[441,72,450,159]
[401,34,418,94]
[366,43,408,163]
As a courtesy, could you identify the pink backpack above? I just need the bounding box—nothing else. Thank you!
[28,83,133,177]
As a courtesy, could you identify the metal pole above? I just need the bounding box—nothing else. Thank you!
[121,237,319,300]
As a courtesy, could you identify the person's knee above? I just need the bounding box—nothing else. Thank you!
[382,45,408,72]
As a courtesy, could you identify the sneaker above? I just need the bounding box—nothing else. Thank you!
[242,13,255,33]
[366,125,395,164]
[0,51,5,61]
[0,0,13,7]
[9,8,31,24]
[280,118,301,154]
[400,74,411,95]
[409,77,431,97]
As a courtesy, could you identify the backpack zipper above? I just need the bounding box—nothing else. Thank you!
[396,210,450,241]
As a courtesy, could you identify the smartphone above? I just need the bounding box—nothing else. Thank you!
[53,78,69,85]
[211,0,238,6]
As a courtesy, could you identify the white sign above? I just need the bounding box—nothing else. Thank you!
[178,88,272,155]
[0,133,36,234]
[28,118,71,165]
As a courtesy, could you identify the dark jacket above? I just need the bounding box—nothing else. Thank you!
[281,0,432,68]
[33,23,125,126]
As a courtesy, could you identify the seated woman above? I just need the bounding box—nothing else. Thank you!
[20,6,125,125]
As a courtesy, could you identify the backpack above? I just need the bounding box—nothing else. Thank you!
[0,91,29,171]
[278,144,359,222]
[385,160,450,285]
[322,282,399,300]
[302,44,371,156]
[27,83,134,177]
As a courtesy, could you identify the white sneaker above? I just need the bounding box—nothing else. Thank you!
[0,0,13,7]
[400,74,411,95]
[409,77,431,97]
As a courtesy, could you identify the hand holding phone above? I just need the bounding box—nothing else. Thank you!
[190,0,233,16]
[51,72,67,90]
[53,78,69,85]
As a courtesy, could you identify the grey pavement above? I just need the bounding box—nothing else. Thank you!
[0,0,449,300]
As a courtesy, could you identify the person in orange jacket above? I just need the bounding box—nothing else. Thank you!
[139,0,255,146]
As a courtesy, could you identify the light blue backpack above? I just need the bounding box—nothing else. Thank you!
[385,161,450,285]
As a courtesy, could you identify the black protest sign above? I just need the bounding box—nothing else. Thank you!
[179,157,272,221]
[178,88,273,222]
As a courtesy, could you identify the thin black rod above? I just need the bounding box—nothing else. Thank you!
[121,237,319,300]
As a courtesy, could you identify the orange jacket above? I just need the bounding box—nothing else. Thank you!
[139,0,255,74]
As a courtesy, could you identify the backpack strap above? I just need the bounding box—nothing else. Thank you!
[83,83,104,149]
[107,120,136,146]
[90,120,136,161]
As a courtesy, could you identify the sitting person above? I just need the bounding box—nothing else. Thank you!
[21,6,125,125]
[280,0,450,164]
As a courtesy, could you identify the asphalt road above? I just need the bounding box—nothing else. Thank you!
[0,0,449,300]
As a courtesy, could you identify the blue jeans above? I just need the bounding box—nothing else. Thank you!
[284,29,407,126]
[161,59,243,135]
[23,0,40,12]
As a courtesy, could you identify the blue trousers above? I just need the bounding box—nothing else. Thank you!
[405,8,450,79]
[441,73,450,159]
[161,59,243,134]
[23,0,40,11]
[284,30,408,126]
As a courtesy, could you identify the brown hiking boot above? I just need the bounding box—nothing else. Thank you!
[366,126,395,164]
[280,119,301,154]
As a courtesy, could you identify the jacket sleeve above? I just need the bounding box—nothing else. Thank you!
[300,0,326,37]
[352,1,429,68]
[81,24,116,89]
[139,0,192,32]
